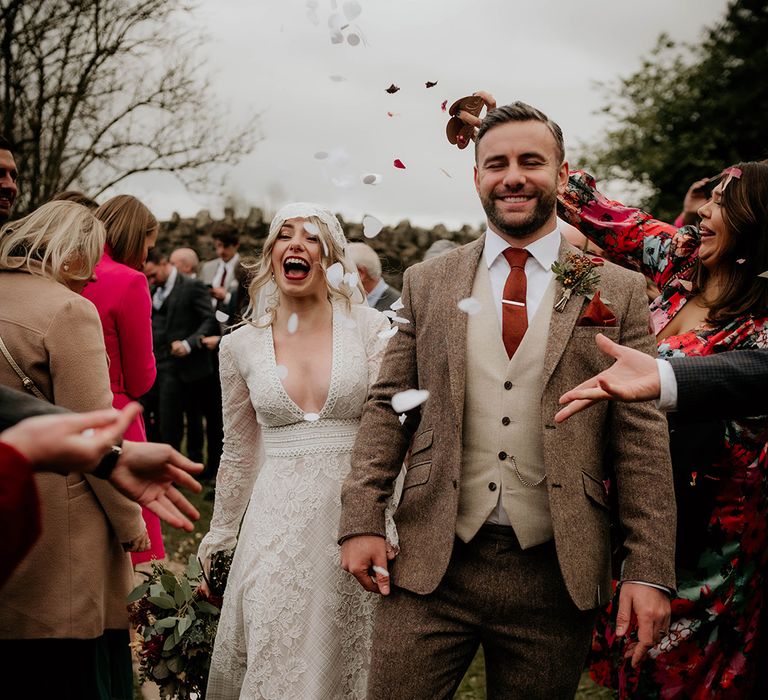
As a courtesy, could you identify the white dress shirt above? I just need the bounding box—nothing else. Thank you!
[152,265,178,310]
[212,253,240,307]
[656,360,679,411]
[366,277,389,309]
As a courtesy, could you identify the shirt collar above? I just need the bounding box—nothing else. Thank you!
[367,277,388,306]
[164,264,178,291]
[482,225,561,272]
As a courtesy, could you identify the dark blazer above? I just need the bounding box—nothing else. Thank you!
[670,349,768,419]
[152,274,218,383]
[373,283,401,312]
[340,236,676,610]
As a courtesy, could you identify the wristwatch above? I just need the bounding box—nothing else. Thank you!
[93,442,123,480]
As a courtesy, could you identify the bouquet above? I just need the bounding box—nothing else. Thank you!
[128,551,234,699]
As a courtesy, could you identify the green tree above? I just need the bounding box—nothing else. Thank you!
[0,0,258,214]
[584,0,768,222]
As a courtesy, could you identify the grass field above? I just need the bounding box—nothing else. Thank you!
[157,483,615,699]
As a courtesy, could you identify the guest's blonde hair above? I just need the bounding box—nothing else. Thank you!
[95,195,157,270]
[244,206,362,327]
[0,201,105,283]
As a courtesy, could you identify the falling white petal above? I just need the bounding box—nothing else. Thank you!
[215,309,230,323]
[363,214,384,239]
[362,173,382,185]
[391,315,410,324]
[398,413,407,425]
[382,310,396,319]
[321,239,329,257]
[275,365,288,380]
[330,175,354,189]
[759,270,768,278]
[329,74,346,82]
[328,13,344,30]
[344,271,360,288]
[736,258,746,264]
[343,0,362,20]
[330,31,344,44]
[326,262,345,288]
[304,221,320,236]
[313,151,329,160]
[391,389,430,414]
[287,313,299,334]
[347,33,360,46]
[457,297,482,315]
[390,297,405,311]
[378,326,398,340]
[304,412,320,422]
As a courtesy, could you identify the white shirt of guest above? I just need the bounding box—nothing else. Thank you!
[211,253,240,307]
[483,224,561,324]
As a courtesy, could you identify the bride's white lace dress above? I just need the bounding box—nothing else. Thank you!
[198,302,392,699]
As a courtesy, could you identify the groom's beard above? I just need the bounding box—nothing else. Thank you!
[481,185,557,239]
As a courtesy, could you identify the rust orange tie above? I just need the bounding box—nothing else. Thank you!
[501,248,530,358]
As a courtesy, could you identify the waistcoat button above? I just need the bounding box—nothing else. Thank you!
[501,416,510,426]
[498,451,507,461]
[488,482,497,491]
[504,381,513,390]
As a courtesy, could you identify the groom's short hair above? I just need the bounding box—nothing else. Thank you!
[475,102,565,165]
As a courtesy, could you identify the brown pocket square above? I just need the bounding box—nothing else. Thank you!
[577,291,617,327]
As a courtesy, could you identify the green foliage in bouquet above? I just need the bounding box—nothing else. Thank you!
[128,554,230,699]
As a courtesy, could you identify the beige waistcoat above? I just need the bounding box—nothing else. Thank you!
[457,259,556,548]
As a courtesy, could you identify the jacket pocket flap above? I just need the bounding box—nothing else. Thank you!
[410,429,433,456]
[582,471,609,509]
[403,462,431,490]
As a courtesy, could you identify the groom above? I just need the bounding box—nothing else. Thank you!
[340,102,677,698]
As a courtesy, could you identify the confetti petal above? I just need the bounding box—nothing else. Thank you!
[386,111,397,118]
[330,31,344,44]
[457,297,482,315]
[441,100,447,112]
[378,326,399,340]
[275,364,289,380]
[304,221,320,236]
[347,33,360,46]
[362,173,382,185]
[759,270,768,279]
[393,159,406,169]
[382,310,396,319]
[328,13,344,30]
[287,313,299,334]
[329,75,346,82]
[215,309,230,323]
[439,168,452,178]
[425,80,438,88]
[390,297,404,311]
[343,0,361,20]
[304,412,320,422]
[386,84,400,94]
[398,413,407,425]
[391,315,410,324]
[321,239,329,257]
[391,389,429,413]
[363,214,384,239]
[344,271,360,288]
[314,151,329,160]
[326,261,345,288]
[736,258,746,264]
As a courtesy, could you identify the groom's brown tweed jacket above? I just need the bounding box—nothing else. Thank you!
[339,235,676,610]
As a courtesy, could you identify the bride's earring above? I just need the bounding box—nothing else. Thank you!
[63,263,70,272]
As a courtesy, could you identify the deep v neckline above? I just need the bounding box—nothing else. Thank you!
[267,306,340,418]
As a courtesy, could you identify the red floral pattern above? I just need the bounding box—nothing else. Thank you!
[562,172,768,699]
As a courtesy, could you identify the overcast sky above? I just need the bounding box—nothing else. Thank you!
[117,0,729,229]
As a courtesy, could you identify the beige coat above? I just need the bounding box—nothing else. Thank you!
[340,236,677,611]
[0,269,145,639]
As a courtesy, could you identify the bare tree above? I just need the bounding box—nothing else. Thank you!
[0,0,258,214]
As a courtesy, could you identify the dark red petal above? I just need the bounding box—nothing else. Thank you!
[393,159,406,169]
[441,100,447,112]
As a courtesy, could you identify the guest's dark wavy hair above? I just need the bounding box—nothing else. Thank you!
[693,160,768,324]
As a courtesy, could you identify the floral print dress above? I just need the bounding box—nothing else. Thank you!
[560,172,768,699]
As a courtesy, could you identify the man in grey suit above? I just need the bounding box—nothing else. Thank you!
[346,242,401,311]
[340,102,676,698]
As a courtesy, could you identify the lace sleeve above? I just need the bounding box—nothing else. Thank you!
[197,335,263,569]
[559,170,700,289]
[362,308,392,390]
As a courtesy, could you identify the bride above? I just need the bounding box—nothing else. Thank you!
[197,203,396,699]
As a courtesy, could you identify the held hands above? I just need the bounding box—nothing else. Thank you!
[555,333,661,422]
[340,535,393,596]
[616,582,671,668]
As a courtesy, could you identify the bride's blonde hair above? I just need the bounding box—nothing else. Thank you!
[243,204,364,327]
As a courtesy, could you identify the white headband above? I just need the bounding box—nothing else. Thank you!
[269,202,347,251]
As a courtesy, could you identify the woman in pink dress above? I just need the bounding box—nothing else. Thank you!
[83,195,164,563]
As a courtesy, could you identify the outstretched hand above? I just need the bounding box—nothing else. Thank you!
[113,441,204,531]
[555,333,661,422]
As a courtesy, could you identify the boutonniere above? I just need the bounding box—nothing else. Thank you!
[551,252,603,312]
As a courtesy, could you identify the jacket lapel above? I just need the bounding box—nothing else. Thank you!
[541,238,586,388]
[447,236,485,424]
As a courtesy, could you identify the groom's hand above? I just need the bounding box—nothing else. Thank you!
[341,535,390,595]
[615,582,671,669]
